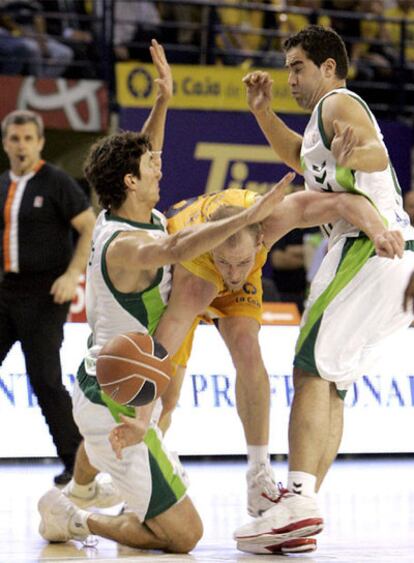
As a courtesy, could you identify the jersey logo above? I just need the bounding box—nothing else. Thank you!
[312,161,327,185]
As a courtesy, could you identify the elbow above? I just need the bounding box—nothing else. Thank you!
[377,152,389,172]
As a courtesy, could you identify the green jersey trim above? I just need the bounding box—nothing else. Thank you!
[77,361,104,405]
[295,236,375,356]
[144,427,187,520]
[101,391,135,422]
[100,231,166,335]
[106,210,165,231]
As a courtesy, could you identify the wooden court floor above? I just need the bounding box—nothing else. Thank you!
[0,456,413,562]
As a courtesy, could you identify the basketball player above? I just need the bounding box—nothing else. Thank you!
[36,39,297,553]
[153,180,404,519]
[232,25,414,554]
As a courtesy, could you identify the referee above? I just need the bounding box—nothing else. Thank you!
[0,110,95,484]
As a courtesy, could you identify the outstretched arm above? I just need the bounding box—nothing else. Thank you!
[141,40,173,151]
[109,172,294,271]
[243,71,303,173]
[262,190,404,259]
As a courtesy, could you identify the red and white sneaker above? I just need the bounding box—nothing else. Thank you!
[237,536,317,555]
[234,484,323,554]
[246,462,279,517]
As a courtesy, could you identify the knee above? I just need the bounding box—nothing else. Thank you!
[231,333,263,370]
[168,519,203,553]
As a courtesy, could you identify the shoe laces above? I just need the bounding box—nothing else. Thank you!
[262,482,292,505]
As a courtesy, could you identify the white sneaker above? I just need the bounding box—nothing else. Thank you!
[38,488,89,542]
[234,484,323,554]
[63,475,123,509]
[246,462,279,517]
[237,536,317,555]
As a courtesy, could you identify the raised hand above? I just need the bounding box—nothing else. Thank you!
[149,39,173,101]
[245,172,295,224]
[243,71,273,114]
[373,230,404,259]
[331,120,358,167]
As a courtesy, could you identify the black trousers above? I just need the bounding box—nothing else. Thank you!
[0,281,82,467]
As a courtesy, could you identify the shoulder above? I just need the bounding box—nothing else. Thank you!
[322,90,372,123]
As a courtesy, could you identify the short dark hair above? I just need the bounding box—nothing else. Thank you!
[208,203,261,247]
[1,110,44,138]
[84,131,151,210]
[283,25,349,79]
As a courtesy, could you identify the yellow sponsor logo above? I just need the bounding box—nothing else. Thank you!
[194,142,285,194]
[116,63,305,113]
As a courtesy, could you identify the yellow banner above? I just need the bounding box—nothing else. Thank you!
[116,63,305,114]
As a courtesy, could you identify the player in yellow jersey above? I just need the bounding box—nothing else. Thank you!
[154,185,403,518]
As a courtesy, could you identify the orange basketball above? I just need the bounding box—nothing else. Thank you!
[96,332,172,407]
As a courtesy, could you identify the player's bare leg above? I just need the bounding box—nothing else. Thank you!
[72,441,98,485]
[87,496,202,552]
[39,488,202,553]
[315,384,344,491]
[288,368,332,477]
[218,315,277,516]
[62,441,123,509]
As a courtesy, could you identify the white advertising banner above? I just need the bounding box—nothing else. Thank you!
[0,323,413,457]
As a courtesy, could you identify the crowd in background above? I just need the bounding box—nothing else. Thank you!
[0,1,413,84]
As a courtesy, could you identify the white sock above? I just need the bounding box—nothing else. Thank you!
[287,471,316,497]
[247,445,269,467]
[69,508,91,538]
[69,479,97,500]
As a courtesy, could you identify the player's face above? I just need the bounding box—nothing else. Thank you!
[2,123,44,175]
[285,46,328,110]
[211,231,261,292]
[136,150,162,205]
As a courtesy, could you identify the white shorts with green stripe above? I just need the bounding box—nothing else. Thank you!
[72,380,188,522]
[294,236,414,394]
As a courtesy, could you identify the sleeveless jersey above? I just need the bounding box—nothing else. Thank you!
[300,87,414,246]
[84,209,171,374]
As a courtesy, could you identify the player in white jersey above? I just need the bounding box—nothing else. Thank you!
[235,25,414,554]
[36,39,296,554]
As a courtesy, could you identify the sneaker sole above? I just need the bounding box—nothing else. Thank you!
[235,517,324,543]
[237,537,317,554]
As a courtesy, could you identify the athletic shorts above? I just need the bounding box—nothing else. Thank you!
[171,264,264,368]
[72,377,188,522]
[294,237,414,395]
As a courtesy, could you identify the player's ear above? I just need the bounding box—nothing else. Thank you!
[322,57,336,79]
[124,173,137,190]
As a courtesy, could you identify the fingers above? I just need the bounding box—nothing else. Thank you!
[376,231,404,259]
[109,430,123,460]
[243,71,273,87]
[149,39,168,71]
[333,120,341,136]
[278,171,296,186]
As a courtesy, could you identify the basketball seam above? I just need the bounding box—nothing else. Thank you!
[97,355,170,380]
[121,334,165,361]
[100,373,158,388]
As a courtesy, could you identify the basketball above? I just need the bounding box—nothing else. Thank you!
[96,332,172,407]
